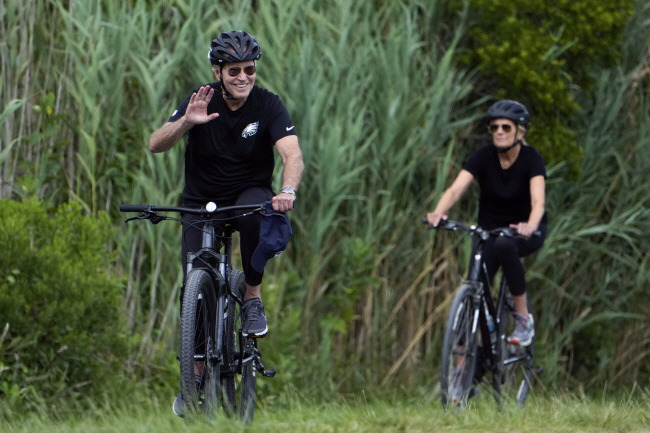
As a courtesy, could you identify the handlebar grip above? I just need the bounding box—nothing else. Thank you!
[422,217,451,229]
[119,204,149,213]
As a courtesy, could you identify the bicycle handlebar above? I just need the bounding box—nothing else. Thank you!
[422,218,540,239]
[119,202,268,223]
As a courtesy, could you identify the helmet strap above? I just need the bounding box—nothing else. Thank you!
[218,65,236,100]
[497,140,521,153]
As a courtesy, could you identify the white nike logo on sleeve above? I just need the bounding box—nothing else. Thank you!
[286,126,295,131]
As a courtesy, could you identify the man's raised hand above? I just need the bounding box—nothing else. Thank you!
[185,85,220,125]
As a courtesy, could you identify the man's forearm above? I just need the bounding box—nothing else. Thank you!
[281,154,304,190]
[149,119,192,153]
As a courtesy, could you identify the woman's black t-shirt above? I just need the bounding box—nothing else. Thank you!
[168,83,296,206]
[463,144,547,230]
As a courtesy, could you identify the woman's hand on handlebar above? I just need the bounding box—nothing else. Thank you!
[426,211,447,227]
[509,222,537,238]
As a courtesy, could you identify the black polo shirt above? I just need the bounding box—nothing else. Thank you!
[168,83,296,205]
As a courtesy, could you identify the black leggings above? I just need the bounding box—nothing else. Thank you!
[471,225,547,297]
[180,186,273,287]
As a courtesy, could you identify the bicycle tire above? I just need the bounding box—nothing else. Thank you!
[221,269,257,424]
[179,269,219,417]
[494,292,535,407]
[440,283,479,408]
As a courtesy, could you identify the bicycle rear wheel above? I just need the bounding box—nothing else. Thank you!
[494,292,535,407]
[440,283,479,408]
[221,269,257,424]
[179,269,220,417]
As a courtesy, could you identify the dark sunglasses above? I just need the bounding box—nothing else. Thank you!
[225,65,256,77]
[489,123,513,133]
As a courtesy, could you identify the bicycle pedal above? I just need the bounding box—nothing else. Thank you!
[247,333,267,339]
[254,358,276,378]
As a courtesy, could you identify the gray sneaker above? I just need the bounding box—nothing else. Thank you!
[172,374,203,417]
[242,298,268,337]
[172,393,183,417]
[508,313,535,346]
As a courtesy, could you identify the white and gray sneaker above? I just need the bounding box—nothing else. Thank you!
[172,393,183,417]
[508,313,535,346]
[172,374,203,417]
[242,298,268,337]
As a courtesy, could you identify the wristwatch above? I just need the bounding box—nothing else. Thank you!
[281,186,296,196]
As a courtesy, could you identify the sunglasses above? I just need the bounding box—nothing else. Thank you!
[224,65,256,77]
[489,123,513,133]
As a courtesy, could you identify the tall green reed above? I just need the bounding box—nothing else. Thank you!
[252,1,482,390]
[530,53,650,389]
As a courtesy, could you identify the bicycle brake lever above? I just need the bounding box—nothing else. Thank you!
[124,215,147,223]
[123,212,167,224]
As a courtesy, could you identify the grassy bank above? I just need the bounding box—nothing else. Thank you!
[2,392,649,433]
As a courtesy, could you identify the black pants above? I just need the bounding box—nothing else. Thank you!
[180,186,273,287]
[471,225,547,297]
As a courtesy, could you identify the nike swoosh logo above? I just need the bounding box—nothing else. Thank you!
[286,126,295,131]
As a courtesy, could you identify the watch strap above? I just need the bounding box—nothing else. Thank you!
[281,186,296,196]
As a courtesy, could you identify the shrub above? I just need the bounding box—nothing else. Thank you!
[0,199,128,414]
[450,0,636,176]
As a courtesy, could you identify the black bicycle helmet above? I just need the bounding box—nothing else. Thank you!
[209,31,262,65]
[487,100,530,129]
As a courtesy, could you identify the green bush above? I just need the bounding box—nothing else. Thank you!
[451,0,635,176]
[0,199,128,414]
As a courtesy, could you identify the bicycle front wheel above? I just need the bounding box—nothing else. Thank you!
[179,269,219,417]
[494,292,535,407]
[221,269,257,424]
[440,283,479,409]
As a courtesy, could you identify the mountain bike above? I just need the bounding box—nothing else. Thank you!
[425,219,540,409]
[120,201,276,423]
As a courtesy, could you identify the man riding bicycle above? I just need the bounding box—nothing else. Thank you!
[149,31,303,413]
[426,100,547,347]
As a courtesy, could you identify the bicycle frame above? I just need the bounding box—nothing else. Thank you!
[187,221,240,303]
[450,223,501,349]
[461,237,500,373]
[187,220,269,380]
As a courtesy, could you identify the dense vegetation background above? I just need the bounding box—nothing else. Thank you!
[1,0,648,416]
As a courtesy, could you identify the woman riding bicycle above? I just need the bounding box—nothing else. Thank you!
[426,99,547,346]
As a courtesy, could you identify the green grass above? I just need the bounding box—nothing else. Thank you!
[2,393,650,433]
